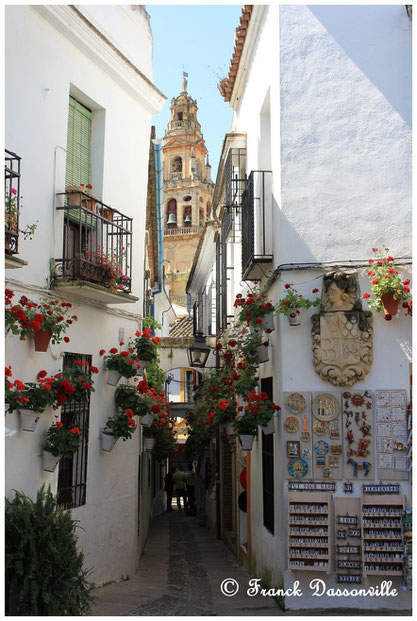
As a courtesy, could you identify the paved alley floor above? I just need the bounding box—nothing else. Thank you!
[90,509,281,616]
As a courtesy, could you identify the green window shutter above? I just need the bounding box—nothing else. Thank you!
[65,97,92,188]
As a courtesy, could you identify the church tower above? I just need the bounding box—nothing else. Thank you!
[162,74,214,308]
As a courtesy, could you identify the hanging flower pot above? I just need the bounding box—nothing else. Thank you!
[100,429,119,452]
[136,360,148,376]
[226,423,235,436]
[261,313,275,333]
[144,437,155,452]
[262,417,275,435]
[33,330,52,352]
[380,292,399,317]
[249,324,262,337]
[287,309,301,327]
[107,369,122,386]
[42,450,63,472]
[19,408,41,432]
[239,434,255,451]
[140,413,153,427]
[256,344,269,363]
[5,401,10,415]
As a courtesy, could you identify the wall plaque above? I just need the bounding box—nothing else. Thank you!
[362,483,400,494]
[287,481,336,492]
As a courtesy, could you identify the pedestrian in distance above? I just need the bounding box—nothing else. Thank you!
[173,464,187,511]
[164,466,175,512]
[185,464,195,514]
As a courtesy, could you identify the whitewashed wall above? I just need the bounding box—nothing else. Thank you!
[230,4,412,611]
[5,5,164,585]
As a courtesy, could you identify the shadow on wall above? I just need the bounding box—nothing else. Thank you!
[309,5,412,127]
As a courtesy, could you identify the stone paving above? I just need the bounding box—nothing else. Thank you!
[90,509,280,616]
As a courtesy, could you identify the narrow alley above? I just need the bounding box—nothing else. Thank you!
[91,509,281,616]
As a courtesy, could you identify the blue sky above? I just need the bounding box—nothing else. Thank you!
[147,4,243,180]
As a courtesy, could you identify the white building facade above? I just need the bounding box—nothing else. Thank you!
[188,4,412,611]
[5,5,166,585]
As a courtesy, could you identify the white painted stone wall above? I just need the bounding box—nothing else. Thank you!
[5,5,164,586]
[229,4,411,611]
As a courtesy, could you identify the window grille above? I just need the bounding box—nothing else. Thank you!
[261,377,274,534]
[57,352,92,509]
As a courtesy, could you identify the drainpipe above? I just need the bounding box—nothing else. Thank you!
[151,139,164,322]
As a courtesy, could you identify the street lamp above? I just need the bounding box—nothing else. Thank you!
[187,332,211,368]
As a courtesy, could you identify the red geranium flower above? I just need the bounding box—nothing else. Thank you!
[70,427,81,434]
[312,288,319,294]
[63,337,70,343]
[37,370,47,379]
[99,349,106,356]
[28,320,41,332]
[403,279,410,286]
[109,348,118,355]
[363,293,370,299]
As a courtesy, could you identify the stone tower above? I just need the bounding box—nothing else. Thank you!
[163,75,214,308]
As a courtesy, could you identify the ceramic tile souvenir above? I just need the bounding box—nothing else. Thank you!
[342,390,374,480]
[286,392,306,414]
[283,392,313,479]
[288,457,309,479]
[285,416,299,433]
[375,390,409,481]
[312,392,343,480]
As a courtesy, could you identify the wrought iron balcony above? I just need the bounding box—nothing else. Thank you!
[241,170,273,281]
[54,190,133,294]
[5,149,21,256]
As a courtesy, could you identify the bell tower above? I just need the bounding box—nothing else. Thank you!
[162,74,214,309]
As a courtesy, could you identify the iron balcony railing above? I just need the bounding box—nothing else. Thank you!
[55,190,133,294]
[225,148,246,209]
[5,149,21,255]
[241,170,273,281]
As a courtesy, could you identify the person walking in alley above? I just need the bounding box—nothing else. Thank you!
[185,464,195,514]
[173,465,187,511]
[164,466,175,511]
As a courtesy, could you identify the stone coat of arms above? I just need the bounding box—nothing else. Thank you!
[312,271,373,387]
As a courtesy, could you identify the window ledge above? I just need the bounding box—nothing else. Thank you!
[5,254,28,270]
[52,280,139,305]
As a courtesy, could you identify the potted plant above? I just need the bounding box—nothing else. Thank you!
[233,391,280,448]
[5,188,38,253]
[143,424,158,452]
[81,245,127,292]
[5,290,78,350]
[132,329,160,367]
[276,284,320,326]
[234,292,275,332]
[363,248,412,320]
[42,421,81,472]
[102,345,141,385]
[6,373,56,431]
[53,362,97,406]
[101,408,137,451]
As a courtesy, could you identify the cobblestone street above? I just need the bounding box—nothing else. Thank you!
[91,509,281,616]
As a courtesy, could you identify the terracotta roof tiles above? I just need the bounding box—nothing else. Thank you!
[218,5,252,103]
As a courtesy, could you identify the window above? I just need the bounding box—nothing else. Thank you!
[177,112,183,121]
[172,156,182,173]
[166,199,177,227]
[65,97,92,188]
[261,377,274,534]
[57,352,92,509]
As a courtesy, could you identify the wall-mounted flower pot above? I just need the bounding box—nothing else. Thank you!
[19,408,41,432]
[136,360,148,376]
[107,369,122,386]
[261,313,275,333]
[287,310,301,327]
[5,401,10,415]
[42,450,63,472]
[381,292,399,317]
[140,413,153,427]
[144,437,155,452]
[100,429,118,451]
[256,344,269,363]
[249,324,262,336]
[33,329,52,352]
[239,434,255,450]
[226,423,235,436]
[262,417,275,435]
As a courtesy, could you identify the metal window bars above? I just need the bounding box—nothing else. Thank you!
[241,170,273,281]
[5,149,21,255]
[55,190,133,294]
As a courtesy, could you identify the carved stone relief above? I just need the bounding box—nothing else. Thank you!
[312,271,373,387]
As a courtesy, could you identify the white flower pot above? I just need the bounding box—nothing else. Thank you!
[136,360,148,376]
[42,450,63,472]
[107,369,122,386]
[144,437,155,451]
[140,413,154,427]
[19,408,41,432]
[100,429,119,451]
[262,417,275,435]
[249,324,262,336]
[256,344,269,363]
[226,423,235,436]
[287,310,301,327]
[239,434,255,450]
[5,402,10,415]
[261,313,275,333]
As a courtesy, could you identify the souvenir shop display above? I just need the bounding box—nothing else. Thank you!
[283,392,313,479]
[288,492,333,573]
[401,509,412,591]
[361,494,406,576]
[311,392,343,480]
[342,390,374,480]
[375,390,409,480]
[335,497,362,583]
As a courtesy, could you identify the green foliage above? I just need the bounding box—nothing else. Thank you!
[104,410,138,440]
[104,350,139,378]
[142,316,162,331]
[364,247,412,313]
[146,356,165,392]
[275,284,320,316]
[43,422,81,457]
[5,485,92,616]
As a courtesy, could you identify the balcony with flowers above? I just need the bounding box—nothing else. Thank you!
[52,188,137,304]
